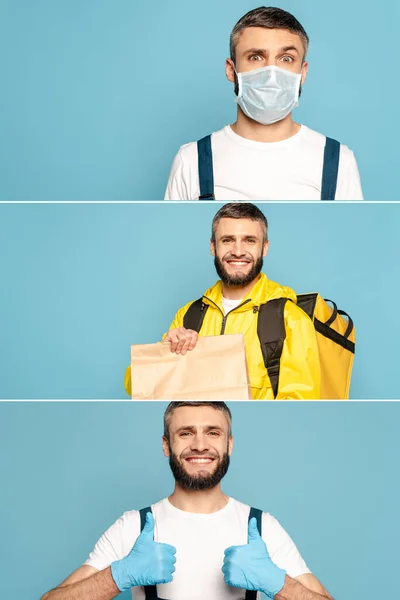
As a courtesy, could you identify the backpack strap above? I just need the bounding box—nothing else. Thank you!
[323,299,338,326]
[139,507,159,600]
[245,507,263,600]
[314,310,355,353]
[257,299,288,398]
[197,135,215,200]
[183,298,209,332]
[321,137,340,201]
[337,309,354,340]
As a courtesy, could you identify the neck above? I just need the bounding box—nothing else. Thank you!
[231,108,300,143]
[168,483,229,514]
[222,274,261,300]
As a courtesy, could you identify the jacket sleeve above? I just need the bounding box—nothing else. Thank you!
[276,301,321,399]
[123,302,193,397]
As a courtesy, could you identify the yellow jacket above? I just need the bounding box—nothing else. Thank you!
[125,273,321,399]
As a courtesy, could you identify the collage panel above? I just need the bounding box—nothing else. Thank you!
[1,401,399,599]
[1,1,399,200]
[1,201,399,400]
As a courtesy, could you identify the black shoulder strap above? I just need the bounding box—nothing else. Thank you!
[183,298,209,332]
[245,507,263,600]
[139,507,159,600]
[321,137,340,201]
[139,506,152,529]
[197,135,215,200]
[257,299,288,399]
[248,506,262,535]
[141,505,263,600]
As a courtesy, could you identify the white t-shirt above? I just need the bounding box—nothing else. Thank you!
[85,497,310,600]
[222,297,244,315]
[164,124,363,201]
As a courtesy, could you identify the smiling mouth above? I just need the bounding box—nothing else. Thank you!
[225,260,251,267]
[185,457,215,464]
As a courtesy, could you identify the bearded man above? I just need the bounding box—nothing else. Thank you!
[40,402,332,600]
[125,203,321,399]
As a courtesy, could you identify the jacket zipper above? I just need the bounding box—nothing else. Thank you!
[203,296,252,335]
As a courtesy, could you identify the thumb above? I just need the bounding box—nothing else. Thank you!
[140,512,155,539]
[248,517,261,543]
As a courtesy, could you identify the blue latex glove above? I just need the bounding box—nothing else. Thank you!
[222,517,286,599]
[111,512,176,592]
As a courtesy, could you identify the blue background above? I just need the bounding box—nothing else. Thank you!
[0,401,398,599]
[1,0,399,200]
[0,201,399,399]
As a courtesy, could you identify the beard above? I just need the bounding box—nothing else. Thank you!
[168,449,230,491]
[214,254,264,287]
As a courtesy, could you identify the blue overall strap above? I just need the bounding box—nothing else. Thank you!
[245,507,263,600]
[321,137,340,200]
[197,135,215,200]
[140,507,159,600]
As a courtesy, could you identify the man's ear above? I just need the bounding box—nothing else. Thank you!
[263,240,269,258]
[162,436,170,458]
[210,239,216,257]
[226,58,235,83]
[301,60,308,86]
[228,436,234,456]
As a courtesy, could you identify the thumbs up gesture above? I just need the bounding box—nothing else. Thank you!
[111,512,177,592]
[222,517,286,599]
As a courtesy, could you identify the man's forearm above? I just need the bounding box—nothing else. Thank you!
[41,567,120,600]
[275,576,332,600]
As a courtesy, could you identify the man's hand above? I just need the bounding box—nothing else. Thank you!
[111,512,176,592]
[222,517,286,599]
[164,327,199,355]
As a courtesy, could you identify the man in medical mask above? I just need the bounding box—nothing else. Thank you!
[40,402,332,600]
[165,6,363,201]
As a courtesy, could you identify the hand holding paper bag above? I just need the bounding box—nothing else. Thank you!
[131,334,251,400]
[163,326,199,355]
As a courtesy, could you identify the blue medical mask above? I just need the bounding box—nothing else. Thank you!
[235,64,302,125]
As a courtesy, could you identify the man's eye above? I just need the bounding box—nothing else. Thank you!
[249,54,262,61]
[281,55,294,63]
[208,431,220,436]
[180,432,191,437]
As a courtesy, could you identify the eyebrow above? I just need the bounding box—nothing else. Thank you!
[175,425,224,434]
[244,45,300,56]
[220,234,261,240]
[244,47,267,57]
[279,45,300,54]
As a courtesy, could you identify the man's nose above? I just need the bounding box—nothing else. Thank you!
[264,55,283,67]
[232,240,245,256]
[190,433,209,452]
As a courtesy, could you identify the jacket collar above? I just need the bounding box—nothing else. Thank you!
[202,273,297,313]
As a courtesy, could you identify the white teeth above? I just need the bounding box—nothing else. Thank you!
[229,261,248,266]
[187,458,213,463]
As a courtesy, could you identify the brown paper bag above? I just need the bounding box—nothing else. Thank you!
[130,334,251,400]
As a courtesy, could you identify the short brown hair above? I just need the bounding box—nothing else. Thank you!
[230,6,309,63]
[163,402,232,442]
[211,202,268,243]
